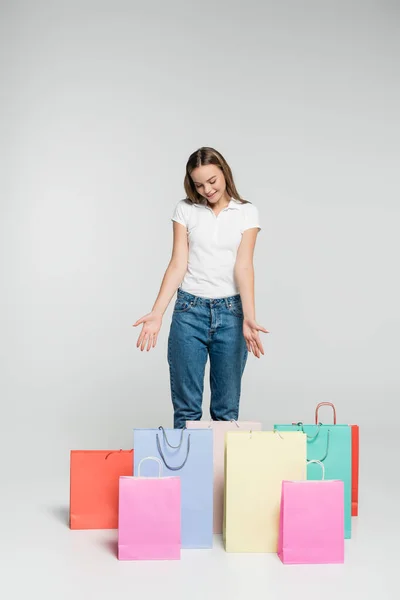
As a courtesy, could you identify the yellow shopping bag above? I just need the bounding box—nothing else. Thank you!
[224,430,307,553]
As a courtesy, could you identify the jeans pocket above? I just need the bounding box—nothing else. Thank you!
[226,301,244,318]
[173,299,195,313]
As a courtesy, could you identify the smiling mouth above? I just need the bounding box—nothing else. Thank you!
[207,191,216,199]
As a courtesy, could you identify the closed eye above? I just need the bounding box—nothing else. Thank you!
[195,179,216,188]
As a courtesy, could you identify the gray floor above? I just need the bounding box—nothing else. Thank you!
[1,428,396,600]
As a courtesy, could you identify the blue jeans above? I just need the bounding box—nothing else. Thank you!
[167,289,248,429]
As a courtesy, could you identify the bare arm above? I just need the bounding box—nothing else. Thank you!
[133,221,188,351]
[152,221,189,315]
[234,228,268,358]
[234,228,259,319]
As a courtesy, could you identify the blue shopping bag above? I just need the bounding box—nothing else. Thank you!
[133,427,213,549]
[274,422,352,539]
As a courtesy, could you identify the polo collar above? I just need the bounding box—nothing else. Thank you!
[194,198,241,210]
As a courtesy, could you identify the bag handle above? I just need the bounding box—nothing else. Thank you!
[207,419,240,428]
[104,449,133,460]
[156,429,191,471]
[314,429,331,461]
[315,402,337,424]
[158,425,186,449]
[294,421,330,461]
[295,422,321,441]
[307,459,325,480]
[137,456,163,477]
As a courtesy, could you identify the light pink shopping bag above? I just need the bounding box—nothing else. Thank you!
[118,457,181,560]
[186,420,262,533]
[278,460,344,564]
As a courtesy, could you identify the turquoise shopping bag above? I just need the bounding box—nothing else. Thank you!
[274,422,352,539]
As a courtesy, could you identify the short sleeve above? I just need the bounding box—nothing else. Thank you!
[241,202,261,233]
[171,200,189,228]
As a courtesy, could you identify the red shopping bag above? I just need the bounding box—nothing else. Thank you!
[315,403,359,516]
[350,424,359,516]
[69,449,133,529]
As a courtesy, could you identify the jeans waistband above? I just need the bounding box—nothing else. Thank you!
[177,288,241,306]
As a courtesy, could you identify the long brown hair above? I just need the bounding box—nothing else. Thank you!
[183,147,249,205]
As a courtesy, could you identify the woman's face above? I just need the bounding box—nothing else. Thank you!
[191,165,228,204]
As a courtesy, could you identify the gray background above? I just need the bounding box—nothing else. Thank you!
[1,1,399,597]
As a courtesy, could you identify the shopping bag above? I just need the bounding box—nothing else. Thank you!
[224,430,307,553]
[351,423,359,516]
[118,457,181,560]
[69,449,133,529]
[133,427,213,549]
[314,402,359,516]
[275,411,352,539]
[278,460,345,564]
[186,420,262,533]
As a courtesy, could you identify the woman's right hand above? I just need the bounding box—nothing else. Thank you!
[132,311,163,352]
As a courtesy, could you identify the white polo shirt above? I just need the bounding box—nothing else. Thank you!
[171,198,261,299]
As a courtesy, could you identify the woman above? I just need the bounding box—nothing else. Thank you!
[133,147,268,429]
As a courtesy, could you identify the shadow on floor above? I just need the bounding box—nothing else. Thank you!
[47,506,70,527]
[100,538,118,558]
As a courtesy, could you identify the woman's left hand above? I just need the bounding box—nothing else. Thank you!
[243,318,269,358]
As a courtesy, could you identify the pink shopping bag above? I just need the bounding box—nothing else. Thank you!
[278,460,344,564]
[118,457,181,560]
